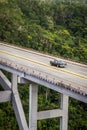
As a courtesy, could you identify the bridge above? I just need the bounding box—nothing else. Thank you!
[0,42,87,130]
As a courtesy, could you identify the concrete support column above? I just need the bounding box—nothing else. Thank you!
[11,73,28,130]
[0,70,11,90]
[60,94,69,130]
[29,83,38,130]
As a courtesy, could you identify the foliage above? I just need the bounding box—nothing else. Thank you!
[0,0,87,129]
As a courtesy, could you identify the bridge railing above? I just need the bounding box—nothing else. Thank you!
[0,58,87,96]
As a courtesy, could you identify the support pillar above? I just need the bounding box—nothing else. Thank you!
[11,73,28,130]
[29,83,38,130]
[60,94,69,130]
[0,70,11,90]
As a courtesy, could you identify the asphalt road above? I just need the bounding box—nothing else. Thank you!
[0,43,87,92]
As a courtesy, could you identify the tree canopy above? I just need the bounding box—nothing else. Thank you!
[0,0,87,129]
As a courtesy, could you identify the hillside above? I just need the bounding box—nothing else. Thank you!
[0,0,87,130]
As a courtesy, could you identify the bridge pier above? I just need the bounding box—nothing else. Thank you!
[0,70,69,130]
[0,71,28,130]
[11,74,28,130]
[29,83,38,130]
[60,94,68,130]
[29,83,69,130]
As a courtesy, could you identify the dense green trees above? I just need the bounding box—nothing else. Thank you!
[0,0,87,129]
[0,0,87,62]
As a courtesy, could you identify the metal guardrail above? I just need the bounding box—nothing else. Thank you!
[0,58,87,96]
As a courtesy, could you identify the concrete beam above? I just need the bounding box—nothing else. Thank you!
[29,84,38,130]
[0,90,11,102]
[1,65,87,103]
[37,109,65,120]
[11,74,28,130]
[18,76,33,84]
[0,70,11,90]
[24,74,87,103]
[0,64,24,77]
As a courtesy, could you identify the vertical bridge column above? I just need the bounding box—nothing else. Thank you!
[29,83,69,130]
[11,73,28,130]
[29,83,38,130]
[60,94,69,130]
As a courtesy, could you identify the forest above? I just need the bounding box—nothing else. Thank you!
[0,0,87,130]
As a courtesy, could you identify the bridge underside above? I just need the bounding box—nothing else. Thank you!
[0,63,87,103]
[0,70,69,130]
[0,70,28,130]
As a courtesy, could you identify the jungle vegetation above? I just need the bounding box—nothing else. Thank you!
[0,0,87,130]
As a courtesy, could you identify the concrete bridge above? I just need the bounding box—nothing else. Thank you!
[0,42,87,130]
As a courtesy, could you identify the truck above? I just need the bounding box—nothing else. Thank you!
[50,59,67,68]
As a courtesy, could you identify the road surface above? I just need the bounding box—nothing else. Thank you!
[0,42,87,93]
